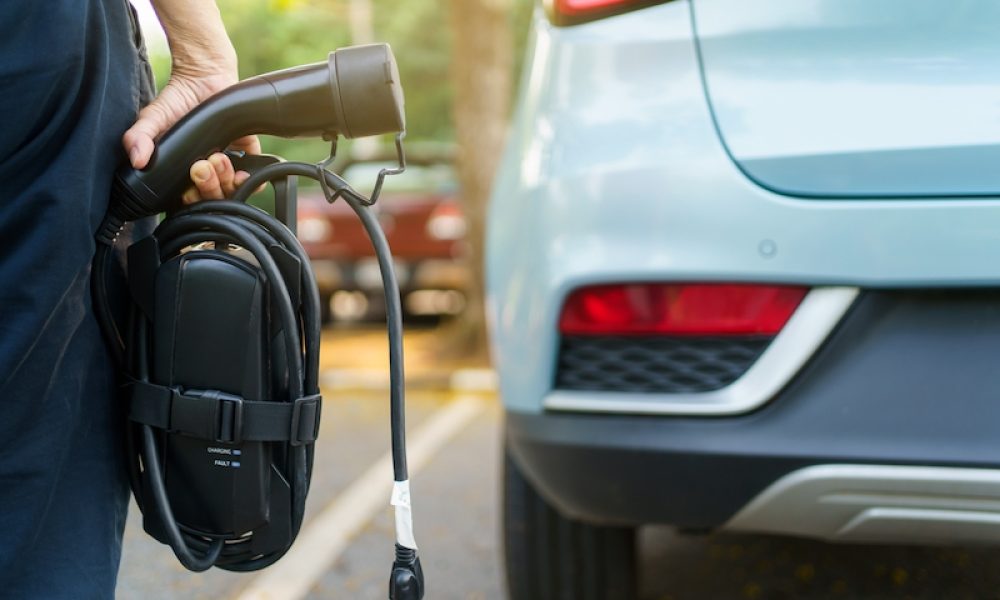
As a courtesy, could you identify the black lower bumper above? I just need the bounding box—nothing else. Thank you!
[506,289,1000,529]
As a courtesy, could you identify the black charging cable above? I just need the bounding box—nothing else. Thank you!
[229,161,424,598]
[90,43,419,597]
[92,160,423,596]
[93,198,321,571]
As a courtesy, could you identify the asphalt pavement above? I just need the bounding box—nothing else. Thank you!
[116,326,1000,599]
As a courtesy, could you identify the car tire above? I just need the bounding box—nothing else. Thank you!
[503,445,638,600]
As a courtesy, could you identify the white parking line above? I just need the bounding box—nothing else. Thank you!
[450,368,498,393]
[234,396,485,600]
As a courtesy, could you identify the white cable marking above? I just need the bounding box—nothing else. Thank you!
[391,480,417,549]
[234,396,483,600]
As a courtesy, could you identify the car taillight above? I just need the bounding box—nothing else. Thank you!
[546,0,671,26]
[297,215,332,243]
[559,283,809,336]
[426,203,467,241]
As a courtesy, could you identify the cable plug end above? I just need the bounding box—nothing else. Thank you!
[388,543,424,600]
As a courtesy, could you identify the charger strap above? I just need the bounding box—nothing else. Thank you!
[128,380,321,445]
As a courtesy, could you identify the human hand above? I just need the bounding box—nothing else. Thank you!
[121,48,260,203]
[121,0,261,204]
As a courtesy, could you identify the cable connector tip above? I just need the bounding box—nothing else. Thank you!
[388,543,424,600]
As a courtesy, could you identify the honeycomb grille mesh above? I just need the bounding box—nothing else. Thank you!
[555,336,772,394]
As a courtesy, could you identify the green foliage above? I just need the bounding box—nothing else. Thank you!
[218,0,350,79]
[146,0,534,165]
[373,0,454,143]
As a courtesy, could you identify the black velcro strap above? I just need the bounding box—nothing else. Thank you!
[289,394,321,446]
[128,381,321,445]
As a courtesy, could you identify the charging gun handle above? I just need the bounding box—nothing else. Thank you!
[113,44,405,222]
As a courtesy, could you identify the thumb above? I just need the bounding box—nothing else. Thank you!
[122,102,173,169]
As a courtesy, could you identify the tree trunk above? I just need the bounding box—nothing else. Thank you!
[347,0,374,45]
[445,0,513,358]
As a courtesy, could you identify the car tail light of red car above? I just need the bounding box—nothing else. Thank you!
[558,283,809,336]
[425,203,467,241]
[297,214,333,244]
[545,0,671,26]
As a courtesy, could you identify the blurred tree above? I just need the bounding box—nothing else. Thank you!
[444,0,515,355]
[145,0,532,348]
[148,0,529,163]
[147,0,530,151]
[373,0,455,145]
[348,0,374,45]
[217,0,351,163]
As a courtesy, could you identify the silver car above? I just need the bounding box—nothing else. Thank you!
[487,0,1000,597]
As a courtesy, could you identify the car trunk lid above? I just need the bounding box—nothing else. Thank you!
[692,0,1000,198]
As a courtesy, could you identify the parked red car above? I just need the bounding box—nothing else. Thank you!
[296,149,468,322]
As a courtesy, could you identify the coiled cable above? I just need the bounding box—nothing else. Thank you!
[93,190,322,570]
[92,161,416,576]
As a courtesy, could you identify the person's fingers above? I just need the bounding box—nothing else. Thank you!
[227,136,264,194]
[231,135,262,156]
[233,170,268,195]
[208,152,237,197]
[182,154,261,205]
[122,74,239,170]
[190,159,223,201]
[181,187,200,206]
[234,169,270,194]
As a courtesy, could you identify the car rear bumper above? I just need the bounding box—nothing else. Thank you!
[507,289,1000,544]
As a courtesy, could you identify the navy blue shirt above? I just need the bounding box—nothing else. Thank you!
[0,2,151,596]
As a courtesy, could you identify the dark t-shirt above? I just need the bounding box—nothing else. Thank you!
[0,1,150,596]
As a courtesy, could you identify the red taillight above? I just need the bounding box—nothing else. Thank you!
[547,0,670,26]
[559,283,809,336]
